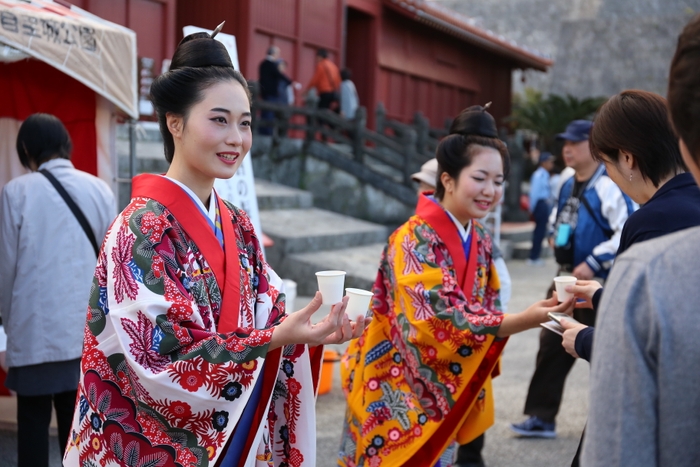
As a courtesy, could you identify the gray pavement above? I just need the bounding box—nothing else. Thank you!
[315,256,589,467]
[0,257,587,467]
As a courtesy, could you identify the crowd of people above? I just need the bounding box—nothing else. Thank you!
[0,12,699,467]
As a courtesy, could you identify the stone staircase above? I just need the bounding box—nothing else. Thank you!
[500,222,552,260]
[256,179,388,296]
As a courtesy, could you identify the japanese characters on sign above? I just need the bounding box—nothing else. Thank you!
[0,11,97,52]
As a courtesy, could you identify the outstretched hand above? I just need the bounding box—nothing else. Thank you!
[269,292,370,350]
[565,280,602,309]
[496,292,574,337]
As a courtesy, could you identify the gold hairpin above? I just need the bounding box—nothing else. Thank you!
[211,21,225,39]
[483,102,492,110]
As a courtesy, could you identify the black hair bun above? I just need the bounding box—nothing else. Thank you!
[170,32,233,71]
[450,104,498,138]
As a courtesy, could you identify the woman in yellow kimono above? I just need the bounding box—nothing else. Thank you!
[338,106,572,467]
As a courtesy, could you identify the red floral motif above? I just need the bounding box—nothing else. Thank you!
[95,249,108,287]
[121,311,171,373]
[140,211,169,243]
[151,254,165,279]
[168,400,192,420]
[288,447,305,467]
[179,370,204,392]
[405,282,434,321]
[112,225,139,303]
[287,378,301,396]
[401,235,423,275]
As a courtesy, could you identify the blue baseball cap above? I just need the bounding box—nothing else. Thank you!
[538,151,555,164]
[556,120,593,142]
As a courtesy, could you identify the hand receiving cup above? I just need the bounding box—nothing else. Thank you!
[344,288,373,322]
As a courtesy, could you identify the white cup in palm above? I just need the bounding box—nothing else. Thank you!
[315,270,346,304]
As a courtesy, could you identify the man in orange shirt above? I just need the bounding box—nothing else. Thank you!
[307,48,341,112]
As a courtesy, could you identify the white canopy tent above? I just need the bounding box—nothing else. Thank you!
[0,0,138,192]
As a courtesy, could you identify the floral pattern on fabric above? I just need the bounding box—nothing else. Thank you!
[338,215,505,467]
[65,195,320,467]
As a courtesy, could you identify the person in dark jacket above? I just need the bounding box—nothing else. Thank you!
[258,46,292,135]
[559,89,700,467]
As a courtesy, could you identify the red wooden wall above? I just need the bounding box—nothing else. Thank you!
[71,0,176,73]
[376,8,513,130]
[176,0,344,105]
[174,0,515,131]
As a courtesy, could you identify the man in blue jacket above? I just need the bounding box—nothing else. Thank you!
[510,119,634,438]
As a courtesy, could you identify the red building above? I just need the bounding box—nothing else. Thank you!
[175,0,551,129]
[69,0,550,129]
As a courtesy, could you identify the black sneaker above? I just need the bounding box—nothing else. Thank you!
[509,416,556,438]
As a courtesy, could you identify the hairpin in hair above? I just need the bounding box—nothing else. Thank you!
[211,21,225,39]
[483,102,492,110]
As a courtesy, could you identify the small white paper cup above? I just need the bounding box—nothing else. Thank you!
[553,276,577,302]
[315,270,346,304]
[345,288,373,321]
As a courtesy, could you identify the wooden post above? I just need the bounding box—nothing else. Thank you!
[413,111,429,157]
[305,90,319,143]
[375,101,386,135]
[248,80,260,134]
[352,106,367,162]
[401,128,417,186]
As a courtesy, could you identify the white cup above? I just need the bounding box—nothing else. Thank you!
[345,288,373,321]
[315,270,346,304]
[553,276,577,302]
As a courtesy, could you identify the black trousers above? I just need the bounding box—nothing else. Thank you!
[456,434,485,465]
[523,282,597,422]
[17,390,76,467]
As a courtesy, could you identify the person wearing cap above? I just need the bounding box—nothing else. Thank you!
[339,105,573,467]
[527,152,555,265]
[510,119,634,439]
[412,158,439,194]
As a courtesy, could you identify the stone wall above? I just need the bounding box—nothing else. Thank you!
[436,0,699,98]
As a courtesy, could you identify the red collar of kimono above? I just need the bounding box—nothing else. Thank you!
[131,174,242,332]
[415,192,479,289]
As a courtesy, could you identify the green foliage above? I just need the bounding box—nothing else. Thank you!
[509,89,608,151]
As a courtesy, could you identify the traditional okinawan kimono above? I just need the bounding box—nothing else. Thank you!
[338,193,508,467]
[64,174,322,467]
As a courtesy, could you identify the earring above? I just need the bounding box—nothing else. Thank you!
[630,173,633,182]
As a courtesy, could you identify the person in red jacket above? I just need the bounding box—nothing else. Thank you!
[307,48,341,112]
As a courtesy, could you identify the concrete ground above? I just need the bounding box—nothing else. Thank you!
[315,256,590,467]
[0,257,588,467]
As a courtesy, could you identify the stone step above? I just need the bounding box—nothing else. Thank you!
[277,243,386,296]
[260,208,388,267]
[254,179,313,210]
[500,221,536,244]
[511,240,553,260]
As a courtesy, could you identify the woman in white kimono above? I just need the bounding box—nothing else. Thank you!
[63,25,365,467]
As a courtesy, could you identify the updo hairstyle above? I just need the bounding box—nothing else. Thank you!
[434,105,510,200]
[16,113,72,169]
[150,30,251,163]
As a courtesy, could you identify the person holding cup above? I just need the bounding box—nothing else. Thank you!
[583,16,700,465]
[559,90,700,362]
[62,27,366,467]
[338,105,573,467]
[557,90,700,467]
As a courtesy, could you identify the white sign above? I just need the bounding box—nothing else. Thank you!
[183,25,264,254]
